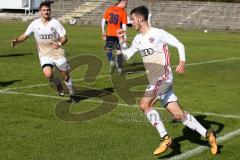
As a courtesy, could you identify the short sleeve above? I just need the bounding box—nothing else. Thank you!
[24,22,34,36]
[55,20,66,37]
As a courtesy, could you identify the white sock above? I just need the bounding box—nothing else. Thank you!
[182,113,207,138]
[145,108,168,138]
[64,77,74,95]
[117,68,122,72]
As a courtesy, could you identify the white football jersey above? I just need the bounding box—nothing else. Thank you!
[25,18,66,59]
[122,27,185,85]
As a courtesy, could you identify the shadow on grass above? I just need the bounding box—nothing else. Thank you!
[123,62,145,74]
[0,80,22,87]
[55,87,118,122]
[0,52,33,58]
[69,87,114,103]
[158,115,224,159]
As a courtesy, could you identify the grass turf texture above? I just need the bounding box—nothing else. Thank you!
[0,22,240,160]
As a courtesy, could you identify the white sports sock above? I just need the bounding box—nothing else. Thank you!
[64,77,74,95]
[145,108,168,138]
[182,113,207,138]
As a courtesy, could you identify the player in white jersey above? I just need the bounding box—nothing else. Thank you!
[11,1,77,102]
[117,6,218,156]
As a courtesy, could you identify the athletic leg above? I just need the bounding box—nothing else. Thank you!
[166,101,218,155]
[140,90,171,155]
[105,37,115,74]
[59,70,74,95]
[115,50,123,75]
[55,57,78,102]
[41,58,64,97]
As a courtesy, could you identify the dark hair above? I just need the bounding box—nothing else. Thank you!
[130,6,149,21]
[118,0,127,2]
[39,1,52,10]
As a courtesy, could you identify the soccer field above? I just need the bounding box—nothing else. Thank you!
[0,23,240,160]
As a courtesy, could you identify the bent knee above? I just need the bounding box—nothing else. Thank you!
[172,112,185,121]
[140,100,151,112]
[43,70,53,79]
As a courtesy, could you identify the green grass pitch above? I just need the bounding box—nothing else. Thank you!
[0,22,240,160]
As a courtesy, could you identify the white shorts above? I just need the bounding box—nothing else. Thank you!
[158,89,178,107]
[40,56,70,72]
[144,81,178,107]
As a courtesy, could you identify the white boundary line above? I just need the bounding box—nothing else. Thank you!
[1,90,240,119]
[2,90,240,159]
[168,129,240,160]
[1,57,240,159]
[192,111,240,119]
[1,57,240,120]
[1,91,240,160]
[1,57,240,92]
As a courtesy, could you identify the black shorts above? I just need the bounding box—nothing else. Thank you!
[105,36,121,51]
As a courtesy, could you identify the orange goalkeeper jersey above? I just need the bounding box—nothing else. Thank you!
[103,6,127,37]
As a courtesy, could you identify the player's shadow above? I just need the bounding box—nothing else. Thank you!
[68,87,115,103]
[0,80,22,87]
[158,115,224,159]
[0,52,32,58]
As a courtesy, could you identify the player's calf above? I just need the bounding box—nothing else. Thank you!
[115,51,124,75]
[47,73,64,97]
[56,83,64,96]
[108,61,116,74]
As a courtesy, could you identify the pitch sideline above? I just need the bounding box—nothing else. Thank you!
[168,128,240,160]
[1,57,240,92]
[1,90,240,120]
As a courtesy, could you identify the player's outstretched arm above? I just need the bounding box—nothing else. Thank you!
[117,29,138,60]
[11,34,28,48]
[160,30,186,74]
[175,42,185,74]
[176,60,185,74]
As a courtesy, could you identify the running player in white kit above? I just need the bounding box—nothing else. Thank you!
[117,6,218,156]
[11,1,77,102]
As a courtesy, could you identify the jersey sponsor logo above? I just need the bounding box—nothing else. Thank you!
[140,48,154,57]
[39,34,53,39]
